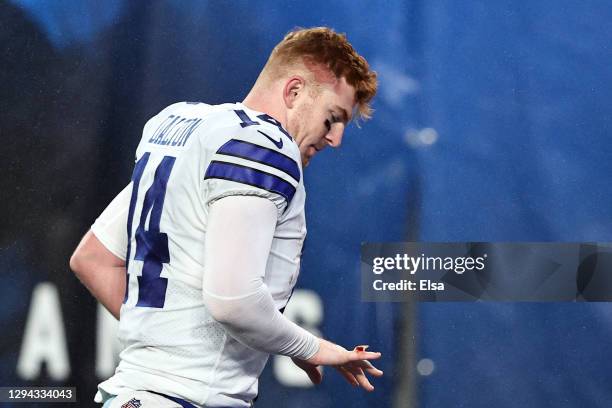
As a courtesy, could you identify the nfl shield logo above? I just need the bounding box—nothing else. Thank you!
[121,398,142,408]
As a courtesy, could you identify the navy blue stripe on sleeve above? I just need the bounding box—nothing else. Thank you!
[216,139,300,183]
[204,161,297,203]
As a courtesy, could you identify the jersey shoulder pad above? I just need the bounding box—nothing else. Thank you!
[204,125,302,207]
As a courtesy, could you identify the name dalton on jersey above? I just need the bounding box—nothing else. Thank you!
[148,115,203,147]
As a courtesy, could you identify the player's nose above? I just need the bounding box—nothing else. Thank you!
[325,125,344,148]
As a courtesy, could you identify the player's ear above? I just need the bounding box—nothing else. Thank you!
[283,76,305,109]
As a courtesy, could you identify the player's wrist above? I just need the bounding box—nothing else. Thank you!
[305,338,347,365]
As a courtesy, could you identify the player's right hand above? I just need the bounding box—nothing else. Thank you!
[303,339,383,391]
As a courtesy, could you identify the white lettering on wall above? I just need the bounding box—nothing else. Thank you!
[17,282,70,380]
[273,290,323,387]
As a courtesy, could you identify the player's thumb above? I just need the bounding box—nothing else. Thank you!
[306,365,323,384]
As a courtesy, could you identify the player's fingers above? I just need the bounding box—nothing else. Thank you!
[364,366,384,377]
[355,360,384,377]
[350,350,381,361]
[292,358,323,384]
[338,367,358,387]
[352,368,375,392]
[335,366,358,387]
[360,359,374,368]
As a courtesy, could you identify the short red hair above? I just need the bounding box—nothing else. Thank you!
[263,27,378,121]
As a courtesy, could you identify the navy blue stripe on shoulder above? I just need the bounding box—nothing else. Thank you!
[216,139,300,183]
[204,161,297,203]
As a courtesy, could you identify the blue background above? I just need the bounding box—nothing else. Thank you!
[1,0,611,407]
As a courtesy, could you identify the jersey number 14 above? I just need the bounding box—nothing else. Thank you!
[125,152,175,308]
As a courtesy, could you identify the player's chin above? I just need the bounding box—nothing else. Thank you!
[303,147,318,166]
[302,154,313,167]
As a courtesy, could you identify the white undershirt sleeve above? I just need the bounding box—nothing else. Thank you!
[202,195,319,360]
[91,183,132,260]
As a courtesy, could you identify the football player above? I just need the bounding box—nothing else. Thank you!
[71,27,381,408]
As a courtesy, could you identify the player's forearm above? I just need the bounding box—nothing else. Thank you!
[202,196,319,357]
[71,260,125,319]
[70,231,126,319]
[203,286,320,359]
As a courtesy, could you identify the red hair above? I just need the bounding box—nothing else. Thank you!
[264,27,378,120]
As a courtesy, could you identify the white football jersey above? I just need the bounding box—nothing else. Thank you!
[93,102,306,407]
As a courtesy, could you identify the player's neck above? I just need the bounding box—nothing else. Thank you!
[242,88,288,129]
